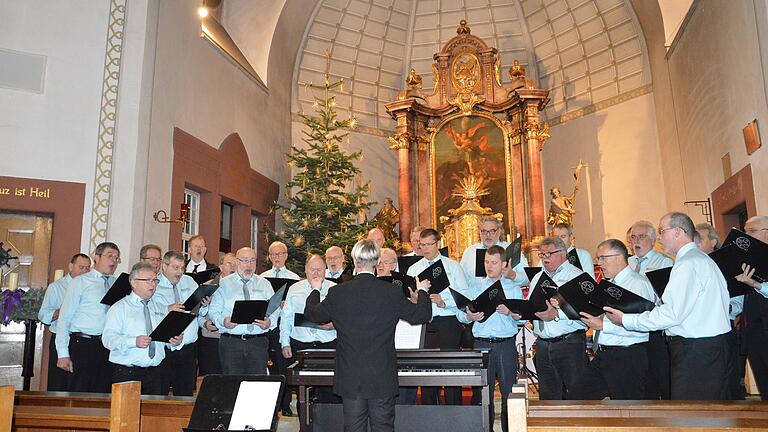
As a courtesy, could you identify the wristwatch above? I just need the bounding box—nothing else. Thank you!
[553,315,560,322]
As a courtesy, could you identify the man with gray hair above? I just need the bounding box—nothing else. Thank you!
[528,236,587,400]
[102,263,183,395]
[153,250,202,396]
[305,240,431,432]
[573,239,656,400]
[695,222,721,254]
[628,219,673,400]
[605,212,731,400]
[460,216,529,287]
[735,215,768,399]
[552,223,595,279]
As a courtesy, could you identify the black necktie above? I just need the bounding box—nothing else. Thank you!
[193,264,200,274]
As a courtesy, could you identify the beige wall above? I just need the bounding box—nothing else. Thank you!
[662,0,768,219]
[144,0,316,249]
[542,93,668,251]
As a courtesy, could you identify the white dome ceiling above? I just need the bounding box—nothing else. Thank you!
[295,0,650,131]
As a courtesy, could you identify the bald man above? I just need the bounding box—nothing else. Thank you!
[325,246,346,279]
[367,228,386,249]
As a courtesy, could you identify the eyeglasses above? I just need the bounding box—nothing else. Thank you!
[140,256,162,262]
[269,251,287,257]
[421,240,438,247]
[537,250,564,259]
[237,258,258,264]
[629,234,648,241]
[134,278,159,284]
[378,260,397,266]
[595,254,621,262]
[746,228,768,234]
[657,226,677,235]
[480,229,498,235]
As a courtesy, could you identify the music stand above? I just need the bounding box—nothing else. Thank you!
[516,323,538,394]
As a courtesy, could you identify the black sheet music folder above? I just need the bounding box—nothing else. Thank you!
[100,273,131,306]
[184,374,285,432]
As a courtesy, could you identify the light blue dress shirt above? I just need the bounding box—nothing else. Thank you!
[56,269,114,358]
[756,282,768,298]
[38,274,72,333]
[154,273,201,346]
[279,279,337,348]
[457,277,523,338]
[260,267,300,280]
[599,266,657,347]
[208,272,279,335]
[529,262,587,339]
[628,249,674,276]
[568,247,595,280]
[622,242,731,338]
[407,255,471,317]
[730,295,744,321]
[460,242,530,287]
[102,292,171,367]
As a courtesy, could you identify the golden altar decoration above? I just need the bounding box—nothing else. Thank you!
[385,20,550,257]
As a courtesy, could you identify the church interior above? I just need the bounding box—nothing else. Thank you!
[1,0,768,430]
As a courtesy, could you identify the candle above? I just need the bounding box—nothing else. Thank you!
[54,269,64,281]
[507,233,511,243]
[7,273,18,292]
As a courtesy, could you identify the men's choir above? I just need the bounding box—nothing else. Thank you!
[36,213,768,426]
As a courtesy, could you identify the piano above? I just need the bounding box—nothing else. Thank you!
[288,349,490,432]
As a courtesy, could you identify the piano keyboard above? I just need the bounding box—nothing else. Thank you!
[298,369,480,376]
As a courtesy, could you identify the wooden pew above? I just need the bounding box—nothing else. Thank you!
[508,381,768,431]
[13,381,139,431]
[0,386,14,432]
[13,382,194,431]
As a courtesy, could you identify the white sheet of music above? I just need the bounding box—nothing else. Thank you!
[395,320,423,349]
[228,381,281,430]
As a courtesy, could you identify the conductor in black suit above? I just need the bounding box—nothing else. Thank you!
[304,239,432,432]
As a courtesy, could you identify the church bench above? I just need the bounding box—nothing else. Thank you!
[9,381,197,432]
[508,384,768,432]
[528,400,768,419]
[15,392,194,431]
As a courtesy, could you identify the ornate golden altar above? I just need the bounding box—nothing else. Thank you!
[385,21,550,257]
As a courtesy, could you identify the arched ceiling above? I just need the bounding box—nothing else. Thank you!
[294,0,651,131]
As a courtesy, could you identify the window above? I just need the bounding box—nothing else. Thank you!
[251,214,259,254]
[182,188,201,255]
[220,202,233,253]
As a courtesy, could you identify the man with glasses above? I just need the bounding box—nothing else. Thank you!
[209,247,279,374]
[261,241,299,416]
[281,254,338,408]
[735,215,768,399]
[325,246,347,279]
[604,212,730,400]
[407,228,470,405]
[552,223,595,279]
[376,248,399,277]
[528,236,587,400]
[153,251,202,396]
[38,253,91,391]
[262,241,300,280]
[56,242,121,393]
[627,220,673,400]
[572,239,656,400]
[102,263,183,395]
[628,221,673,275]
[460,216,529,286]
[139,244,163,273]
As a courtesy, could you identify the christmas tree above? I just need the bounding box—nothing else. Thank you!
[269,53,375,272]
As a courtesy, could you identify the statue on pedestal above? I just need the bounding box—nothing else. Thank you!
[547,160,585,228]
[373,197,400,245]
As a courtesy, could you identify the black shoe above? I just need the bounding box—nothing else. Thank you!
[281,406,294,417]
